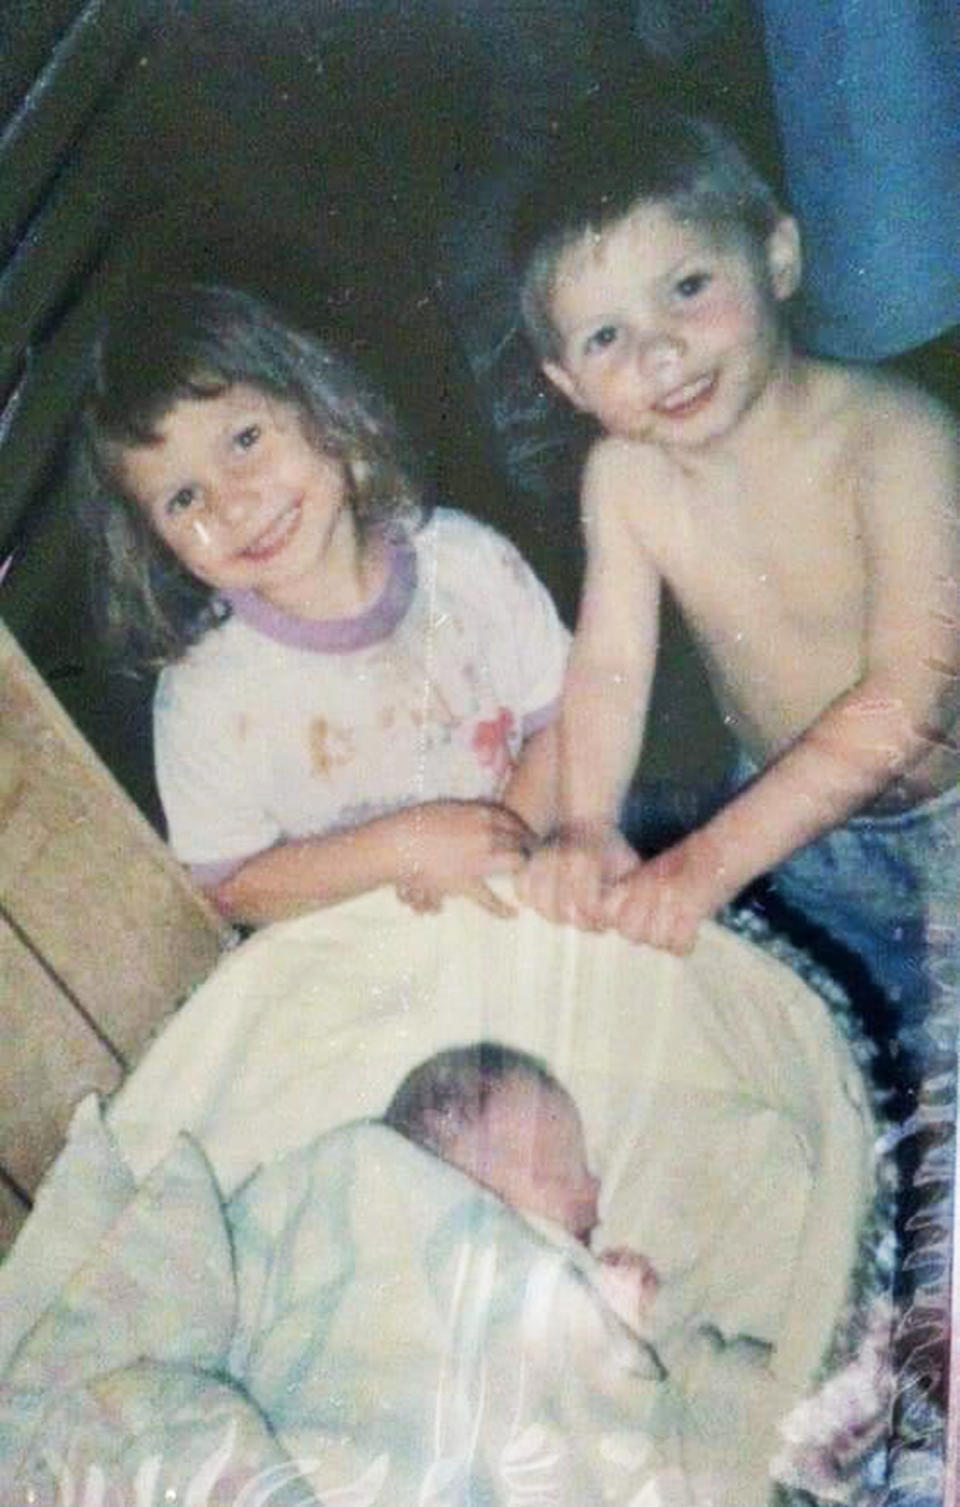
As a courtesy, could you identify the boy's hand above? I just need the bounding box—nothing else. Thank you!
[515,823,639,929]
[604,840,724,954]
[394,799,532,918]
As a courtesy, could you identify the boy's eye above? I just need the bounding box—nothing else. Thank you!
[235,424,260,450]
[166,486,197,516]
[675,271,710,299]
[583,325,618,356]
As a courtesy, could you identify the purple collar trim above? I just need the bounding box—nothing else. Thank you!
[221,539,417,653]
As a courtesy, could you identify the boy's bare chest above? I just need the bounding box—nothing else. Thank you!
[639,465,867,746]
[646,464,864,638]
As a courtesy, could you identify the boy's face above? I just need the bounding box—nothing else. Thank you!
[452,1076,601,1244]
[540,203,800,449]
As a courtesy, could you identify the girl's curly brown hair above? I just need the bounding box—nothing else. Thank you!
[74,282,428,668]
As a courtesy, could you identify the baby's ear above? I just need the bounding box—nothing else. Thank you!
[766,216,802,301]
[541,359,583,409]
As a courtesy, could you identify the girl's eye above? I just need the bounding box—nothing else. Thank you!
[235,424,260,450]
[166,486,196,516]
[584,325,618,356]
[675,271,710,299]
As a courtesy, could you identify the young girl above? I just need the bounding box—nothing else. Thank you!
[75,283,568,926]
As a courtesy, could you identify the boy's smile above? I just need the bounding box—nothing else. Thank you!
[541,203,799,449]
[122,384,377,619]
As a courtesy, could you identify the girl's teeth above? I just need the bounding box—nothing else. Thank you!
[246,503,298,556]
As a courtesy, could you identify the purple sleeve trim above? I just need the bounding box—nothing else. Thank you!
[522,698,562,740]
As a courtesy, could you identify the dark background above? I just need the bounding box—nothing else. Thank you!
[1,0,952,844]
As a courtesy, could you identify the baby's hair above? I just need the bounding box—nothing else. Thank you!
[384,1041,564,1160]
[513,98,785,360]
[74,282,426,667]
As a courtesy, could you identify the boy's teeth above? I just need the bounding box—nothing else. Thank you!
[660,375,712,410]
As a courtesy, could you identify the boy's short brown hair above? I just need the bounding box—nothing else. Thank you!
[513,99,785,361]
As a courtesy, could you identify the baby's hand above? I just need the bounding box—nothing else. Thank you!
[515,823,639,930]
[604,841,721,954]
[596,1247,660,1329]
[394,799,533,918]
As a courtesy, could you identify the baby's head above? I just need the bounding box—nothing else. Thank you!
[513,102,800,445]
[384,1042,601,1244]
[75,282,423,664]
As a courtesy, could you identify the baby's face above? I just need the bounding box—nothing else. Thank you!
[453,1076,601,1244]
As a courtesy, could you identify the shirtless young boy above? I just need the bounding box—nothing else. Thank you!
[513,104,960,1080]
[384,1042,659,1331]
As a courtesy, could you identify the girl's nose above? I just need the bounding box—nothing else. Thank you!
[212,481,261,525]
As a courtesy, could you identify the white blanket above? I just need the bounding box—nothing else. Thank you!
[0,890,886,1504]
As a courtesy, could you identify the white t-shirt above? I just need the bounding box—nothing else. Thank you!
[154,509,569,881]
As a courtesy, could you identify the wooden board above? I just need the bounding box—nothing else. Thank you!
[0,1175,29,1254]
[0,616,231,1222]
[0,916,122,1192]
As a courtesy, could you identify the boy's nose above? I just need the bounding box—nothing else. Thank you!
[637,333,686,379]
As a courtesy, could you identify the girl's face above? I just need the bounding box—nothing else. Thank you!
[121,384,367,619]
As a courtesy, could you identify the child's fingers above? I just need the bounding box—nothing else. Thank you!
[486,838,531,871]
[514,846,571,920]
[518,845,607,929]
[605,877,658,946]
[462,878,517,919]
[396,881,442,913]
[489,810,537,857]
[608,880,698,954]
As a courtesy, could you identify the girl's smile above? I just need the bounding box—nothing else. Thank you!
[236,497,304,561]
[122,384,380,619]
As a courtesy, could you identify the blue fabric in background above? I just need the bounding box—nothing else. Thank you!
[760,0,960,358]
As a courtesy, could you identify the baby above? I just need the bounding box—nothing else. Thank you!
[384,1041,659,1330]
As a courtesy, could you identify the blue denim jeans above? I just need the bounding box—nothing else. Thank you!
[768,783,960,1091]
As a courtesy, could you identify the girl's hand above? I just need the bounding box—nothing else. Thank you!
[603,839,724,954]
[393,799,533,917]
[515,823,639,930]
[395,878,517,919]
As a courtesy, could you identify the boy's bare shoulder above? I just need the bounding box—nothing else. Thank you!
[581,433,687,524]
[824,359,957,456]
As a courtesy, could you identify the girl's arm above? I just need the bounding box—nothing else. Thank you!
[207,799,534,927]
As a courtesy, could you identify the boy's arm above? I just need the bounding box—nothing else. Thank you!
[519,441,663,923]
[611,399,960,951]
[206,799,534,927]
[501,721,560,836]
